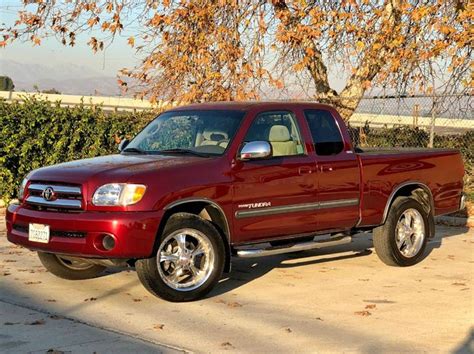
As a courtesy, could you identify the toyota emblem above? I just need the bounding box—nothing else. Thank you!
[42,187,56,201]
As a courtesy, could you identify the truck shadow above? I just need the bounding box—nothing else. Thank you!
[212,233,374,297]
[211,225,470,298]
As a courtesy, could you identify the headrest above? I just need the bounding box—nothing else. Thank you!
[269,125,291,142]
[202,130,228,141]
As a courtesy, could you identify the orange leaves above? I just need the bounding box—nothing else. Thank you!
[87,37,103,52]
[5,0,471,105]
[30,35,41,46]
[356,41,364,50]
[87,16,100,27]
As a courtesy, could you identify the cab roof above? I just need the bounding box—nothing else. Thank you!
[170,101,335,112]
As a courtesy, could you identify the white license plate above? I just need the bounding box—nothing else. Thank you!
[28,223,50,244]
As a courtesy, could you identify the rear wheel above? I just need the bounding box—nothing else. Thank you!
[373,197,430,266]
[136,213,225,302]
[38,252,106,280]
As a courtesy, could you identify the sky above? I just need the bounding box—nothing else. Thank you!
[0,1,139,77]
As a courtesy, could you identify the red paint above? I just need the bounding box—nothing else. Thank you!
[6,102,465,259]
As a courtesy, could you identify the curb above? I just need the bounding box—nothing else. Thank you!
[435,215,474,228]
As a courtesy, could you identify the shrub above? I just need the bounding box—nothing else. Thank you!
[0,96,156,201]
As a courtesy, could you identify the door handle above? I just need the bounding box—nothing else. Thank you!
[320,165,334,172]
[298,166,313,175]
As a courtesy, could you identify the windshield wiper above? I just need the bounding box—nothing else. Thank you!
[122,147,147,154]
[159,148,210,157]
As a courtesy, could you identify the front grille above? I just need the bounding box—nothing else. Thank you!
[26,182,83,211]
[12,224,86,238]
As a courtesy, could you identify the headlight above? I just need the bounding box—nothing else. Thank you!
[92,183,147,206]
[18,178,28,201]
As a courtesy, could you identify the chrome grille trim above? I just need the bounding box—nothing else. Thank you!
[25,196,82,209]
[28,184,81,195]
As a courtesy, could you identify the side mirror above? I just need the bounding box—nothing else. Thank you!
[239,141,272,160]
[118,139,129,152]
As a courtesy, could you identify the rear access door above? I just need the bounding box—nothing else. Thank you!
[302,108,361,231]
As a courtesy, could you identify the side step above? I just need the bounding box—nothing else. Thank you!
[235,235,352,258]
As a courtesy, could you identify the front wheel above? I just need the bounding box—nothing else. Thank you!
[373,197,430,266]
[38,252,106,280]
[136,213,225,302]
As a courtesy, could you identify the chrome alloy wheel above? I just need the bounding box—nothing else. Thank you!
[395,208,425,258]
[56,256,95,270]
[157,228,215,291]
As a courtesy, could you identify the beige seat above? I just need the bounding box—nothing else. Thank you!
[200,130,229,147]
[269,125,297,156]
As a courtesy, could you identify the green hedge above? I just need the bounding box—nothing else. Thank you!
[0,96,156,201]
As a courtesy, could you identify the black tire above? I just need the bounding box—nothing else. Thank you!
[38,252,106,280]
[136,212,225,302]
[373,197,430,267]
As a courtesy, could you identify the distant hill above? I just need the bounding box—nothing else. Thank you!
[0,59,122,96]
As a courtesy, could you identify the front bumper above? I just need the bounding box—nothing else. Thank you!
[5,204,163,259]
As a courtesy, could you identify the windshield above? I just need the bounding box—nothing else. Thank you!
[124,110,246,156]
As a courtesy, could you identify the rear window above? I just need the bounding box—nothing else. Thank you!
[304,109,344,155]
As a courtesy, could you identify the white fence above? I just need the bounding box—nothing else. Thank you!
[1,91,473,132]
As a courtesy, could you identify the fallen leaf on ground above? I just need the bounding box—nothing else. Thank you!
[354,311,371,317]
[363,299,396,304]
[46,349,65,354]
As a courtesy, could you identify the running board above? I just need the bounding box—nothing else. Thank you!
[235,235,352,258]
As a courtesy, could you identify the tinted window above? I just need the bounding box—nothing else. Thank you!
[304,110,344,155]
[244,111,305,157]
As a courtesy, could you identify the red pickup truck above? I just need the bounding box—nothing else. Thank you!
[6,102,466,301]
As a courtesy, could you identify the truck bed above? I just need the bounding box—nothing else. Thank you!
[356,147,464,226]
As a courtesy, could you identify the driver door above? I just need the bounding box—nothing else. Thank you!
[231,110,318,243]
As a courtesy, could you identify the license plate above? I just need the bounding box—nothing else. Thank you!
[28,223,50,244]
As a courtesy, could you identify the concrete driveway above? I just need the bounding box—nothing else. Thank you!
[1,219,472,353]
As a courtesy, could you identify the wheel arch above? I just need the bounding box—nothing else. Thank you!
[382,181,435,238]
[158,198,232,272]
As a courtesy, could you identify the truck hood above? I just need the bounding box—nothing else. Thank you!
[28,154,208,184]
